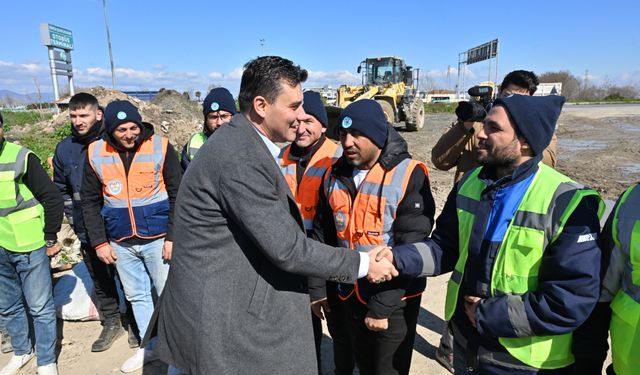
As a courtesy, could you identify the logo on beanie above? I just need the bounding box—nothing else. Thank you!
[341,116,353,128]
[211,102,220,111]
[117,111,127,120]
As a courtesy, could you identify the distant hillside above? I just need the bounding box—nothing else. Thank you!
[0,90,54,105]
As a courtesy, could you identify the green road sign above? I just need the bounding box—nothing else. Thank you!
[40,23,74,50]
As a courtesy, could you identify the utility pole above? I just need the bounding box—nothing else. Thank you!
[103,0,116,88]
[259,38,265,56]
[584,69,589,88]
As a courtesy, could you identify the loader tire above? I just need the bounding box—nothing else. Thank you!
[405,98,425,131]
[376,100,395,124]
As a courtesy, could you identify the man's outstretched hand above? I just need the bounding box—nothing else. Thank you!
[366,246,398,283]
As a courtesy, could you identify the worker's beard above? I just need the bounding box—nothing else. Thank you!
[477,136,520,170]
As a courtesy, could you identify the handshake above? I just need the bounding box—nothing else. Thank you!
[366,246,396,283]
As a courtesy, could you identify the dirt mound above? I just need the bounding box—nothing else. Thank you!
[41,86,204,150]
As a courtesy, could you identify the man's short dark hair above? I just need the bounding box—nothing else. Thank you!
[69,92,100,111]
[238,56,308,113]
[0,112,3,127]
[500,70,539,95]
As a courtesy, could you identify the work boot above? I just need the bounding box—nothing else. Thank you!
[126,323,140,349]
[91,321,124,352]
[37,363,58,375]
[0,330,12,353]
[0,350,34,375]
[435,345,454,374]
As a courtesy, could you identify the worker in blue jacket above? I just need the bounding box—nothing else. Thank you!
[379,94,603,374]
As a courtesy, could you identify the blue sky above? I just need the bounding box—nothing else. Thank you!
[1,0,639,96]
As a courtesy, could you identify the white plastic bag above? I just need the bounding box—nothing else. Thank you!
[53,262,100,321]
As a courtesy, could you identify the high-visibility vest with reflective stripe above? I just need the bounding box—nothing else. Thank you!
[186,132,207,161]
[0,142,45,252]
[445,163,604,369]
[325,158,428,304]
[279,140,341,232]
[88,135,170,242]
[609,183,640,375]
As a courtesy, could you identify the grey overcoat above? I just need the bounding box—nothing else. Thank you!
[150,114,361,374]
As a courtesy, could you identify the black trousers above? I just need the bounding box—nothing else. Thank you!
[80,241,136,330]
[341,296,421,375]
[326,285,356,375]
[312,313,323,374]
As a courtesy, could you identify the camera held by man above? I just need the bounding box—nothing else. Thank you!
[455,85,494,122]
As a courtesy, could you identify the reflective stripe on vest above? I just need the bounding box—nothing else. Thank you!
[0,143,45,252]
[609,183,640,375]
[279,140,341,231]
[446,163,604,369]
[325,158,428,304]
[187,132,207,161]
[88,135,169,242]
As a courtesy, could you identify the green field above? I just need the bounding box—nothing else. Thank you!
[1,110,66,174]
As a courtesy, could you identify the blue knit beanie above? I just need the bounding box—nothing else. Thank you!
[493,94,565,156]
[302,91,328,127]
[338,99,388,148]
[203,87,237,118]
[104,100,143,134]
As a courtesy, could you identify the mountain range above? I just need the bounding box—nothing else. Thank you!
[0,90,55,105]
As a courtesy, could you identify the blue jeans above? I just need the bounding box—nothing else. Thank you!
[0,246,57,366]
[110,238,169,343]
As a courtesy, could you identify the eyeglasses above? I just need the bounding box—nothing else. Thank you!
[207,113,232,122]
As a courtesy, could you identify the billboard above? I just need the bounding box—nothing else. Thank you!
[40,23,74,50]
[466,39,498,65]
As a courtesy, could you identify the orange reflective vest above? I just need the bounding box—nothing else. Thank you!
[279,139,342,232]
[324,158,428,304]
[88,135,170,242]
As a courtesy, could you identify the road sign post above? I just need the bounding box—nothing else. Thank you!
[40,23,75,101]
[456,39,499,100]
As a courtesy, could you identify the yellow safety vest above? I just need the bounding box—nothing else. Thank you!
[0,142,45,252]
[609,183,640,375]
[186,132,207,161]
[445,163,603,369]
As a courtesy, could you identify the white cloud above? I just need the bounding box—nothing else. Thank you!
[305,70,360,88]
[208,71,224,80]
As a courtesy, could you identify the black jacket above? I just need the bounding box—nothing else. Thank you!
[311,126,435,318]
[81,122,182,247]
[53,121,102,244]
[0,137,63,242]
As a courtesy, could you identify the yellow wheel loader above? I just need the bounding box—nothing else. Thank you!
[336,57,424,131]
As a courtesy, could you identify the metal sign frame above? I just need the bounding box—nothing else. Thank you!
[456,39,500,100]
[40,23,75,101]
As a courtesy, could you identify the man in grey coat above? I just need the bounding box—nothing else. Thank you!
[149,56,397,374]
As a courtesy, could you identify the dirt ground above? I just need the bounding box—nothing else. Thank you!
[3,104,638,374]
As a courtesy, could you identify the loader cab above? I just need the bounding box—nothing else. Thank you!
[357,57,407,86]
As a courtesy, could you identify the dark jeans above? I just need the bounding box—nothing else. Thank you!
[439,320,453,353]
[80,242,136,331]
[341,296,421,375]
[452,340,574,375]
